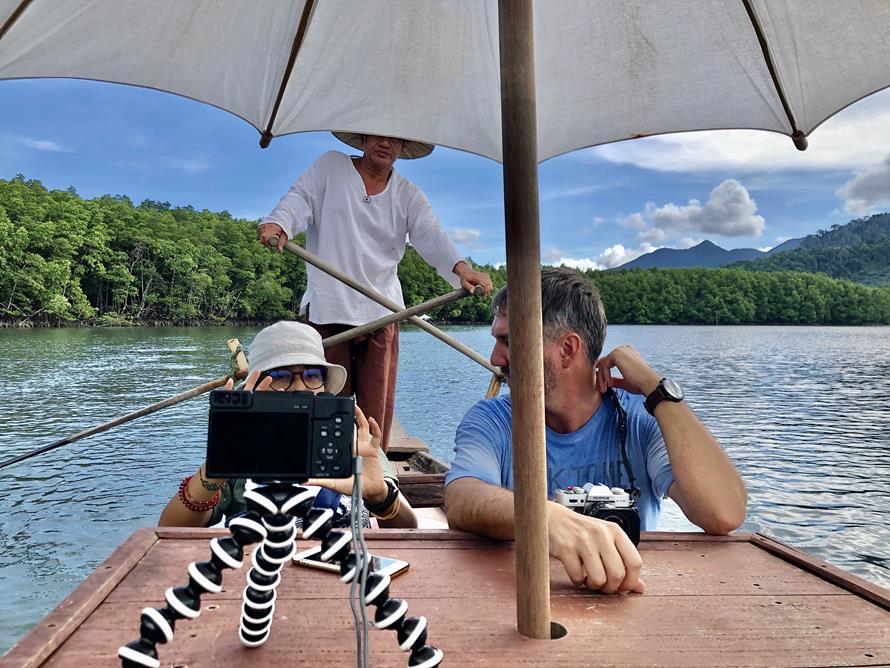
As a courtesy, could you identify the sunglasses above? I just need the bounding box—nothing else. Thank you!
[262,367,327,390]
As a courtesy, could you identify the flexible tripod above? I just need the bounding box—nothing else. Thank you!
[118,480,444,667]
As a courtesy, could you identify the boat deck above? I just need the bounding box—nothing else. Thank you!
[3,528,889,667]
[387,419,447,509]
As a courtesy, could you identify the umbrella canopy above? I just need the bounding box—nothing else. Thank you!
[1,0,889,160]
[3,0,890,643]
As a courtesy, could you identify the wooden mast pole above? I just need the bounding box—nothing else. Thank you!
[498,0,551,639]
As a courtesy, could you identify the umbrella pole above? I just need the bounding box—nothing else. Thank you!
[498,0,551,639]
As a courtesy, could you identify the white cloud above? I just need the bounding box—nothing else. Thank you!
[165,156,210,174]
[636,227,666,243]
[547,242,659,271]
[836,154,890,214]
[619,212,648,231]
[549,257,604,271]
[678,237,702,249]
[541,184,604,202]
[602,243,657,267]
[19,137,70,152]
[450,227,481,243]
[588,96,890,173]
[626,179,764,241]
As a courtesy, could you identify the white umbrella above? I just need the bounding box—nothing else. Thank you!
[2,0,889,159]
[2,0,889,639]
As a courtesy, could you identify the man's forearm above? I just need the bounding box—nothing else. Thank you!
[657,402,747,534]
[444,478,518,540]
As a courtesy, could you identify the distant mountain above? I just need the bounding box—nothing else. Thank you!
[731,213,890,287]
[767,236,804,255]
[616,239,801,270]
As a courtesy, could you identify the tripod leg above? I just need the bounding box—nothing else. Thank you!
[238,514,297,645]
[117,515,267,668]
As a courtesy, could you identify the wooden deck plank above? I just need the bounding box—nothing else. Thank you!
[44,594,890,667]
[103,535,845,604]
[4,530,890,667]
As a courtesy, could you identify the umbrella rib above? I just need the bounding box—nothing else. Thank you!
[259,0,317,148]
[741,0,808,150]
[0,0,34,43]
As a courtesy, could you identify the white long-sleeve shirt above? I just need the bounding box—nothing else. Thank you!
[261,151,465,326]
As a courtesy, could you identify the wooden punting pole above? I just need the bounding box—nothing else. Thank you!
[498,0,551,639]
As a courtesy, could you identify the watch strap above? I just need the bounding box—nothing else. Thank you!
[644,378,680,416]
[366,478,400,516]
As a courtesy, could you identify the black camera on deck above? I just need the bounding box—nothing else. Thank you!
[205,390,354,481]
[554,484,641,545]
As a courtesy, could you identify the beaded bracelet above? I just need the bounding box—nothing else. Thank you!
[178,475,221,513]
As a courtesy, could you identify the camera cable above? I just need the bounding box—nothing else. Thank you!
[349,455,371,668]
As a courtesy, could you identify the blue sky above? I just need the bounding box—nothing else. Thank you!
[1,78,889,269]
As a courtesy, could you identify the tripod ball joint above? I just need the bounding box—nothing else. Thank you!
[321,529,353,563]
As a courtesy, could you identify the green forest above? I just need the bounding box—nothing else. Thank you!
[1,175,889,327]
[732,213,890,287]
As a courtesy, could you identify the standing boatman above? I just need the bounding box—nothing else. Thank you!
[258,133,492,451]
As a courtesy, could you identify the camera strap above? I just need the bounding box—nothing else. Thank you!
[608,388,640,500]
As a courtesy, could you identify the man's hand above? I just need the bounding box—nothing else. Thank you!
[453,261,493,295]
[594,345,662,397]
[548,502,645,594]
[258,222,288,252]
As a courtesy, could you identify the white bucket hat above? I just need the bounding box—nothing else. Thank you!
[247,321,347,394]
[332,132,434,159]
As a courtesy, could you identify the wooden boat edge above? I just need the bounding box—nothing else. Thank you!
[4,528,890,666]
[748,532,890,611]
[0,528,159,668]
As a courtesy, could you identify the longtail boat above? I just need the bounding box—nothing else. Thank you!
[3,1,890,665]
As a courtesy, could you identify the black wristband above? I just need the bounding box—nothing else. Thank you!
[365,478,399,515]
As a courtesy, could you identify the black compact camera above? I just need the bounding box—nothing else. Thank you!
[554,483,641,545]
[205,390,354,481]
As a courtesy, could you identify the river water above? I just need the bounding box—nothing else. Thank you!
[1,324,889,653]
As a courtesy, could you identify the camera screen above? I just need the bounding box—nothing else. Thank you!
[206,409,311,479]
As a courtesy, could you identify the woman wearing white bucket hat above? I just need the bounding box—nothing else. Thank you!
[257,133,492,455]
[158,321,417,529]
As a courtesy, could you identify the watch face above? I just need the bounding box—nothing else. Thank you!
[662,378,684,400]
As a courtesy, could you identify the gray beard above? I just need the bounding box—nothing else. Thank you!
[500,359,557,395]
[543,358,557,396]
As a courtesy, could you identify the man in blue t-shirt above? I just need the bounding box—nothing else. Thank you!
[445,268,746,595]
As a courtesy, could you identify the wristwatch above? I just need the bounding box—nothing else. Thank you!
[366,478,400,517]
[644,378,684,415]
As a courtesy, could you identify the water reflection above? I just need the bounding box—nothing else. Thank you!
[0,324,888,652]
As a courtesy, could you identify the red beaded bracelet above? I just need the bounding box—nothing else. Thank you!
[178,475,221,513]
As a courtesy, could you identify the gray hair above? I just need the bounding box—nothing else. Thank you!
[491,267,607,364]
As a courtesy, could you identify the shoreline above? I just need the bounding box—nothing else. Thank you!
[2,319,887,329]
[0,318,493,329]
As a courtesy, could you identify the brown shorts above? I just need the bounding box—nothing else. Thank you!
[309,317,399,452]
